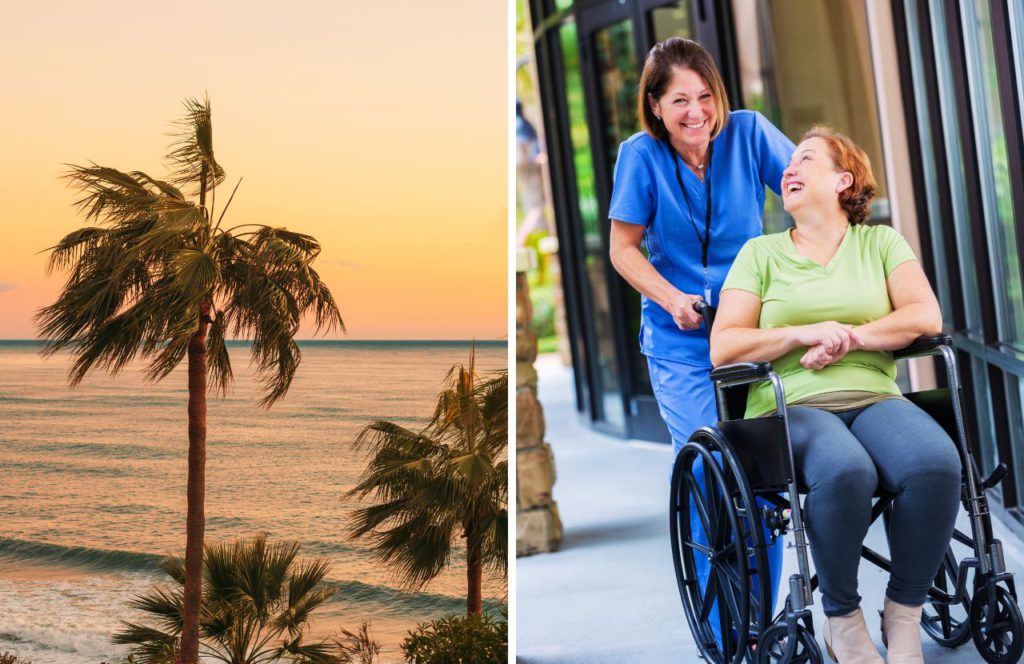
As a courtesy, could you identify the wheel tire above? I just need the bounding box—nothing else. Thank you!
[970,584,1024,663]
[670,427,770,664]
[755,623,824,664]
[921,546,972,647]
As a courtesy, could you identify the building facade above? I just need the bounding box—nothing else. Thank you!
[526,0,1024,529]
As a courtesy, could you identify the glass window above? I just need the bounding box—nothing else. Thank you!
[902,0,953,318]
[650,3,692,44]
[1013,2,1024,121]
[929,3,985,337]
[970,355,999,477]
[594,20,640,167]
[729,0,889,233]
[592,19,648,402]
[961,0,1024,349]
[560,20,625,429]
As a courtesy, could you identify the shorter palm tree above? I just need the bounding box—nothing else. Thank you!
[115,535,335,664]
[347,347,508,615]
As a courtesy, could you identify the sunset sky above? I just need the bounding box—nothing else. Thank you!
[0,1,506,340]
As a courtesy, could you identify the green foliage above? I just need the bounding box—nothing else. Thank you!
[527,282,555,340]
[37,96,344,406]
[332,621,381,664]
[0,653,31,664]
[114,535,335,664]
[400,614,507,663]
[347,347,508,600]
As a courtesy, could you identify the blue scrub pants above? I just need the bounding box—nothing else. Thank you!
[648,356,783,644]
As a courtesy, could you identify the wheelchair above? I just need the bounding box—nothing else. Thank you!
[670,302,1024,663]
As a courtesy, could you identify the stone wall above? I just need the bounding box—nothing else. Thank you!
[516,248,562,556]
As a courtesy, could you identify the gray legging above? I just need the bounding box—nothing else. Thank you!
[787,399,962,616]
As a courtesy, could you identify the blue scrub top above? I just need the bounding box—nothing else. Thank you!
[608,110,794,366]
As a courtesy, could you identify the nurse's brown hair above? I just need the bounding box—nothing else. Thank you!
[637,37,730,142]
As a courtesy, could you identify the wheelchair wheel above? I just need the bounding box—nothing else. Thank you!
[970,584,1024,663]
[670,428,771,664]
[922,546,972,647]
[755,623,823,664]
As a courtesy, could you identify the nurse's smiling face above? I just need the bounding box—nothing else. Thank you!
[648,66,715,155]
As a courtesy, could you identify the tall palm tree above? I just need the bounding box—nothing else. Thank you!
[114,534,336,664]
[347,347,507,614]
[36,96,343,664]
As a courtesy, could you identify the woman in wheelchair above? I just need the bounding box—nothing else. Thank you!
[710,126,960,664]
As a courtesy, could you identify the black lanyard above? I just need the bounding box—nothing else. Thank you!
[666,139,714,272]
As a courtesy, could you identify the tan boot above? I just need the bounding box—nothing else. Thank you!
[880,597,925,663]
[823,608,885,663]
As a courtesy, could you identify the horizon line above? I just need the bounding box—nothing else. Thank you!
[0,338,508,344]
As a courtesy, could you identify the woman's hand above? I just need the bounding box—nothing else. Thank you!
[792,321,859,355]
[799,326,864,370]
[667,292,704,330]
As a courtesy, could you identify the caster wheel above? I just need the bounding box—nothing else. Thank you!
[970,584,1024,663]
[922,545,972,647]
[755,623,823,664]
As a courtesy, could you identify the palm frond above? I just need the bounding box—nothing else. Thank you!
[43,226,107,274]
[166,95,226,196]
[368,513,454,589]
[206,312,234,396]
[121,536,333,664]
[112,622,179,662]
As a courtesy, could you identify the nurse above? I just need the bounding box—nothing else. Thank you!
[607,36,793,643]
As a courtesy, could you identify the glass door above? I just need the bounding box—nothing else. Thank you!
[576,1,696,441]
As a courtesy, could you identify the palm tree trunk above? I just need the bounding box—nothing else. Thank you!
[181,300,212,663]
[466,524,483,615]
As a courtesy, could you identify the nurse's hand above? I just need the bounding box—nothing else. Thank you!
[668,292,704,330]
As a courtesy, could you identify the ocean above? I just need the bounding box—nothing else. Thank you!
[0,340,507,663]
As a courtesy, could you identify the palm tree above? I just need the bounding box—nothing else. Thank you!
[347,347,507,614]
[36,96,343,664]
[115,534,336,664]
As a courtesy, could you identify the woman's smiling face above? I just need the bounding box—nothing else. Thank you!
[649,66,715,153]
[781,137,852,216]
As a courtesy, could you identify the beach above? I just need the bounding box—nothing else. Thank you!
[0,340,506,663]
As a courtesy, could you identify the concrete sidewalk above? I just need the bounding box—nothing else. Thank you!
[517,354,1024,663]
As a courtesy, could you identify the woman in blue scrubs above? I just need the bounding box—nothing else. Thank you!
[607,37,793,647]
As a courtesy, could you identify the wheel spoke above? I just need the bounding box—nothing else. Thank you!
[716,565,745,628]
[938,604,952,637]
[703,462,721,539]
[713,500,732,551]
[686,473,713,538]
[698,570,719,623]
[684,540,714,557]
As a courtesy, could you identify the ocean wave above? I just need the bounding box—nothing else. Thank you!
[0,537,162,573]
[324,578,506,616]
[0,622,124,661]
[0,538,506,618]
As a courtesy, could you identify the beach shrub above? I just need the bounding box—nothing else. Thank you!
[0,652,31,664]
[114,535,335,664]
[332,621,381,663]
[400,613,507,663]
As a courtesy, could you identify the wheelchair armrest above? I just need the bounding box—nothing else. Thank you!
[892,334,953,361]
[710,361,773,384]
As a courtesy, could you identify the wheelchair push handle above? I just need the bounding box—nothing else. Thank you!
[692,299,715,332]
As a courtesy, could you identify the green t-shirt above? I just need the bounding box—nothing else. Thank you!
[722,223,918,417]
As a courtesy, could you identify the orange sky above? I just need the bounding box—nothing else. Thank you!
[0,1,507,340]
